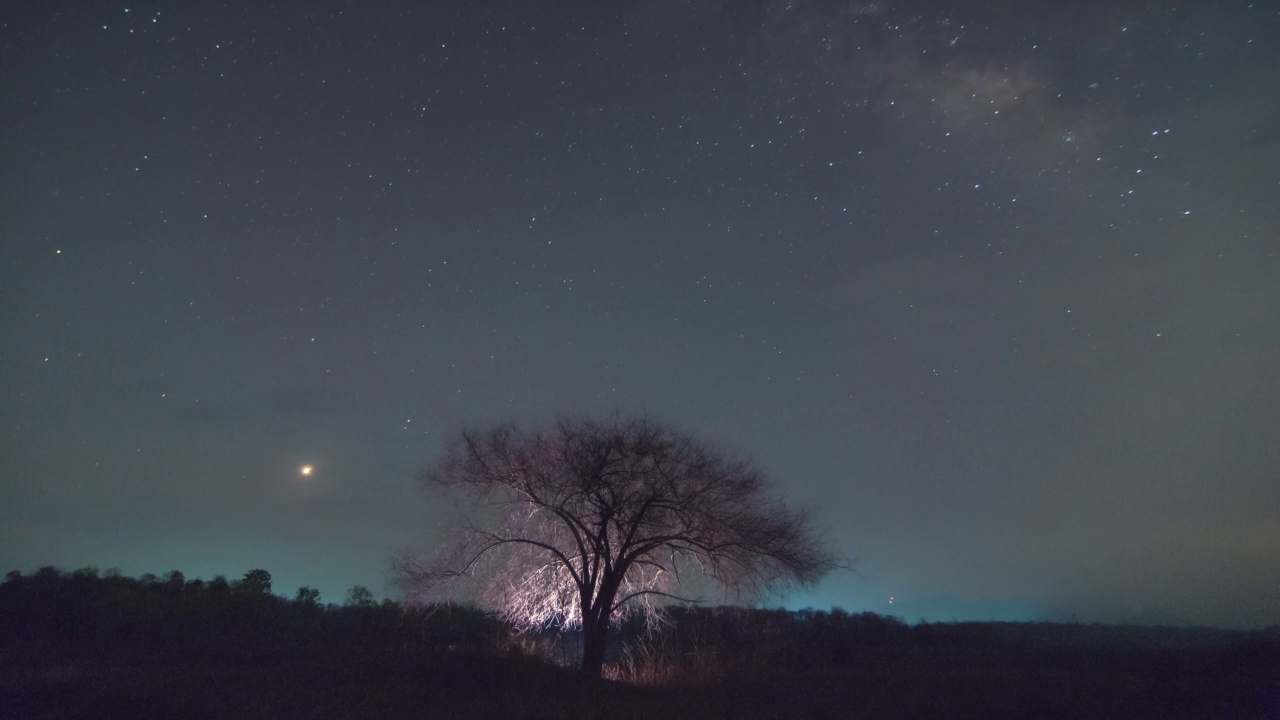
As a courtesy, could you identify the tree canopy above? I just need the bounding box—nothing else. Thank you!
[397,415,838,676]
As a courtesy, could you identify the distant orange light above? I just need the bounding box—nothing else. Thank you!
[300,465,314,477]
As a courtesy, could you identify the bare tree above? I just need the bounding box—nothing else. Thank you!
[396,416,838,677]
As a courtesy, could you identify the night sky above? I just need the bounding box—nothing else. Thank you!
[2,1,1277,629]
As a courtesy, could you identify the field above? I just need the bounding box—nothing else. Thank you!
[2,568,1277,719]
[6,643,1279,720]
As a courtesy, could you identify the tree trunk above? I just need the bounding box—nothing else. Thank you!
[580,571,624,678]
[580,616,609,678]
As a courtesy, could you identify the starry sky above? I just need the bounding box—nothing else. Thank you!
[2,0,1277,628]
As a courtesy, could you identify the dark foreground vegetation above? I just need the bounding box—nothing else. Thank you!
[2,567,1277,719]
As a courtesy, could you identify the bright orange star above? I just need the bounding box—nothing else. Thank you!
[300,464,314,477]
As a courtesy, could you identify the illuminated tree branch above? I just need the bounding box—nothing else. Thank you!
[395,415,839,678]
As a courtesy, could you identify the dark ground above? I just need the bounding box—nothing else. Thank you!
[5,641,1279,719]
[3,568,1277,719]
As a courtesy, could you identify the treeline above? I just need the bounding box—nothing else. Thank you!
[0,566,507,667]
[3,566,1275,677]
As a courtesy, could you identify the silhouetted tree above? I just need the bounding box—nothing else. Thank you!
[295,586,321,606]
[397,416,838,677]
[234,569,272,595]
[345,585,376,607]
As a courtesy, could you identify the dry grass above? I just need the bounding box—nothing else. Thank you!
[5,640,1276,720]
[4,572,1276,719]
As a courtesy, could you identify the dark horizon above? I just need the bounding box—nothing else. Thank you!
[2,0,1277,630]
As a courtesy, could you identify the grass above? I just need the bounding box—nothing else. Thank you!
[3,571,1276,719]
[4,639,1277,720]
